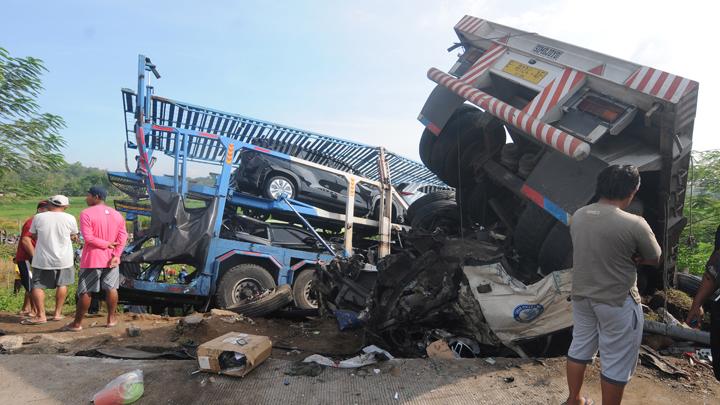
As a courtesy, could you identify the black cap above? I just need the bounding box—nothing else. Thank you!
[87,186,108,200]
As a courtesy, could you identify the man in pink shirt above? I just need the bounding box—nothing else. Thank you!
[66,186,127,331]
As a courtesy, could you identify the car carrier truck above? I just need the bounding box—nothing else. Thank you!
[110,55,441,313]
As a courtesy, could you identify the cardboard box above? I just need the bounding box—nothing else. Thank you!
[196,332,272,377]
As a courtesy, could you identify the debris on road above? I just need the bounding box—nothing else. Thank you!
[285,361,324,377]
[182,313,204,326]
[426,340,456,360]
[126,325,141,337]
[196,332,272,377]
[639,345,689,378]
[92,369,144,405]
[303,345,393,368]
[0,335,23,353]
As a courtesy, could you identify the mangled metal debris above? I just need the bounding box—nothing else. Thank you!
[315,230,574,357]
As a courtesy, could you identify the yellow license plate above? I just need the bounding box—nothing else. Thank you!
[502,60,548,84]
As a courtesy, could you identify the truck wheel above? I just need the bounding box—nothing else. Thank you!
[406,191,455,224]
[538,222,573,275]
[264,175,295,200]
[215,263,277,308]
[226,284,293,317]
[419,129,436,168]
[457,181,496,227]
[292,269,318,310]
[426,105,479,178]
[411,200,460,233]
[513,204,557,262]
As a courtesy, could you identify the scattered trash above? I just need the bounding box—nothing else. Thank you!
[126,325,141,337]
[639,345,689,377]
[92,369,144,405]
[696,348,713,363]
[285,361,324,377]
[0,335,23,352]
[484,357,496,365]
[503,376,515,383]
[448,337,481,358]
[373,368,381,375]
[426,340,457,359]
[196,332,272,377]
[394,392,399,400]
[303,345,393,368]
[283,378,290,386]
[182,313,204,325]
[210,308,249,324]
[334,309,364,331]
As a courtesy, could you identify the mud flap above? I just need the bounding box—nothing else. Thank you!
[463,263,573,344]
[418,84,466,134]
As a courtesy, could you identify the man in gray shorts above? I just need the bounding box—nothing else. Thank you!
[66,186,127,331]
[565,165,661,405]
[23,195,79,325]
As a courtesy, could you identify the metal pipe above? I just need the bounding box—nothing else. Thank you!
[281,197,337,256]
[426,68,591,161]
[643,320,710,345]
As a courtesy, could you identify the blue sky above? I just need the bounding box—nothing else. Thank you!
[2,0,715,175]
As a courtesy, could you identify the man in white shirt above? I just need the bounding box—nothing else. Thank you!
[22,195,79,325]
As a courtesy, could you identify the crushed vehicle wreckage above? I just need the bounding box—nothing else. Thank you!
[315,228,574,358]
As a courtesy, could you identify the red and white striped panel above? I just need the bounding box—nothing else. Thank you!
[522,68,586,119]
[624,67,699,103]
[427,67,591,160]
[455,15,484,35]
[460,43,507,85]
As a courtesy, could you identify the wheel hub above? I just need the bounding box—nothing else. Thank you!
[269,178,293,199]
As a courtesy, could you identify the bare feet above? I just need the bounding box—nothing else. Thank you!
[62,323,83,332]
[50,315,65,321]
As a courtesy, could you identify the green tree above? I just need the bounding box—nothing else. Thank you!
[0,47,66,180]
[677,150,720,274]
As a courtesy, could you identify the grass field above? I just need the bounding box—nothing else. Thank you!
[0,196,114,313]
[0,196,118,233]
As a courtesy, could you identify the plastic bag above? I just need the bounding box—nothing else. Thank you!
[92,369,144,405]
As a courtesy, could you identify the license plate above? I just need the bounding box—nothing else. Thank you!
[502,60,548,85]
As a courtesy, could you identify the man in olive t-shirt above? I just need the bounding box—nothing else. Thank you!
[565,165,661,405]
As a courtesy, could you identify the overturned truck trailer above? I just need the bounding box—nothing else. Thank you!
[319,16,699,357]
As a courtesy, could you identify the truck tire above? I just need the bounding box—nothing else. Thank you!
[456,181,495,227]
[538,222,573,275]
[411,200,460,233]
[292,269,318,310]
[406,191,455,224]
[215,263,277,309]
[419,129,436,168]
[513,204,557,262]
[426,105,479,178]
[226,284,293,317]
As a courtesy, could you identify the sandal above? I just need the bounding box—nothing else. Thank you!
[20,318,47,325]
[61,324,83,332]
[50,316,65,322]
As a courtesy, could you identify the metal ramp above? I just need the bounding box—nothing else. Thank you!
[121,88,445,186]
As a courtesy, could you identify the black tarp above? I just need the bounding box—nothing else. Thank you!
[124,189,218,269]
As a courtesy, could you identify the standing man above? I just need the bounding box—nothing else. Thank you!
[66,186,127,331]
[15,200,50,317]
[685,224,720,381]
[23,195,79,325]
[565,165,661,405]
